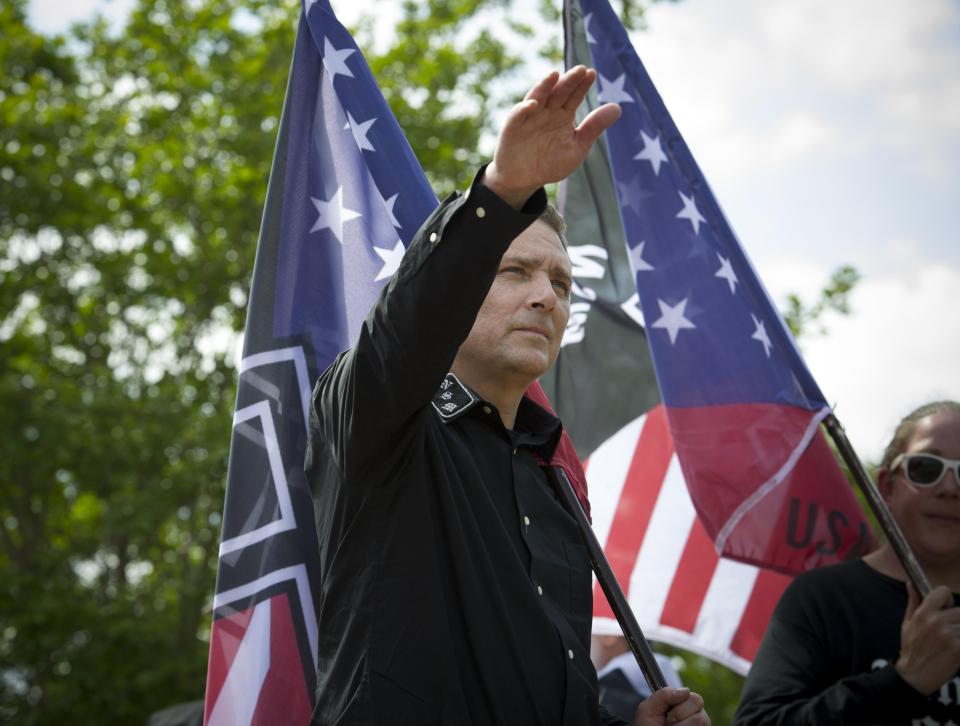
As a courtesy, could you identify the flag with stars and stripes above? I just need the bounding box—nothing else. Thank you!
[202,3,439,722]
[540,0,875,671]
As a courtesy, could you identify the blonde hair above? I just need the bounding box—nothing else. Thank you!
[881,401,960,470]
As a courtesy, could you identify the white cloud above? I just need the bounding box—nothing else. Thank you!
[637,0,960,186]
[28,0,134,35]
[755,0,949,89]
[802,262,960,462]
[763,112,836,165]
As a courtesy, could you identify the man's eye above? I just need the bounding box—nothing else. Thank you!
[553,280,571,295]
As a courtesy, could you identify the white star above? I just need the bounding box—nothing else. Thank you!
[628,240,654,274]
[634,131,668,176]
[344,112,376,152]
[751,314,773,357]
[373,240,406,281]
[617,175,653,217]
[309,187,361,244]
[383,193,401,228]
[714,253,738,294]
[323,38,355,79]
[675,191,706,235]
[652,298,696,345]
[597,73,634,104]
[583,13,597,44]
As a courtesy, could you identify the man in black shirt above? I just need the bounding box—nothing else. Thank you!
[306,66,709,725]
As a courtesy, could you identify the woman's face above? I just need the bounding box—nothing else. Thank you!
[882,409,960,569]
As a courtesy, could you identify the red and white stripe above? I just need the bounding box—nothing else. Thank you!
[587,405,790,675]
[204,567,316,725]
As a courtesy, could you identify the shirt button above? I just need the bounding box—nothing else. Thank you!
[512,447,518,455]
[475,206,486,218]
[482,405,492,414]
[567,649,574,660]
[523,516,530,526]
[537,585,543,596]
[429,231,437,242]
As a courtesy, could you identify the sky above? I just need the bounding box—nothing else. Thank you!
[26,0,960,462]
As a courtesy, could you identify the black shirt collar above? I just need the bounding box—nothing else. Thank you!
[431,373,562,459]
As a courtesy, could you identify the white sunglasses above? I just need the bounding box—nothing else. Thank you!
[889,453,960,488]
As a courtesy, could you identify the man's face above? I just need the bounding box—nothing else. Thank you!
[453,219,572,388]
[881,410,960,569]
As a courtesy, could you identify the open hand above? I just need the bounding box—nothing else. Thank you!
[483,65,621,208]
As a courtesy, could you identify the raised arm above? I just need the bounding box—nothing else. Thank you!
[312,67,621,483]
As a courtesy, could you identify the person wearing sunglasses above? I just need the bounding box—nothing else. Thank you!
[735,400,960,725]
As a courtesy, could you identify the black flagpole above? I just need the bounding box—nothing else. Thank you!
[823,414,932,596]
[548,467,669,691]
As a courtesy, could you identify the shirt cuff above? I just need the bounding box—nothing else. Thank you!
[467,163,548,219]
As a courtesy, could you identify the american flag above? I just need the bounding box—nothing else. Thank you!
[547,0,874,671]
[584,405,793,672]
[569,0,872,576]
[204,2,437,722]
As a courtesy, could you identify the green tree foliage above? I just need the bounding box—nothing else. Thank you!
[0,0,856,722]
[782,264,861,341]
[0,0,534,721]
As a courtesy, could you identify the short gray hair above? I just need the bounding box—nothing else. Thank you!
[537,202,568,250]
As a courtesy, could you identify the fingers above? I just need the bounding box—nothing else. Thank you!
[524,70,560,104]
[645,687,691,713]
[912,586,960,630]
[905,581,921,618]
[545,65,594,110]
[576,102,622,145]
[508,98,540,125]
[667,690,706,724]
[916,585,955,615]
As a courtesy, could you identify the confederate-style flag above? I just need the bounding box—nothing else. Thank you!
[204,3,438,721]
[204,2,590,721]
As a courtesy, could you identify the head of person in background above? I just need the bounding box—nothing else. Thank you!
[872,400,960,587]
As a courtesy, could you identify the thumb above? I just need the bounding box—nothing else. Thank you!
[656,687,691,709]
[636,688,692,724]
[575,102,621,147]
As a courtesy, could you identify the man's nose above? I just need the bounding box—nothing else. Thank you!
[527,274,558,310]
